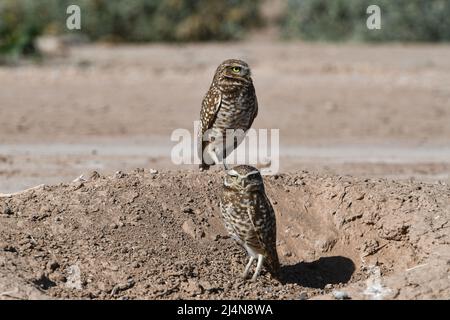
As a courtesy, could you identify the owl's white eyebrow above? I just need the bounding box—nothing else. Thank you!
[242,171,260,178]
[228,170,259,178]
[228,169,239,176]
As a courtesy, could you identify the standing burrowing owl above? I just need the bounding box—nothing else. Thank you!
[220,165,280,281]
[198,59,258,171]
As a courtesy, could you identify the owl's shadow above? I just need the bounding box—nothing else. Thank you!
[279,256,355,289]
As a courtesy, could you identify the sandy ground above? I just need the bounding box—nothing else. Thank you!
[1,41,450,299]
[1,170,449,300]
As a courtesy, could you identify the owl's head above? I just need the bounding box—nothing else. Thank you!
[214,59,252,86]
[223,165,264,192]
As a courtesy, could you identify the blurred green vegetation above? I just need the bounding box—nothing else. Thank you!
[69,0,262,42]
[281,0,450,42]
[0,0,55,61]
[0,0,262,60]
[2,0,450,62]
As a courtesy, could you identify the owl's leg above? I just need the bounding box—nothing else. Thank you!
[208,148,221,166]
[251,254,265,281]
[222,158,229,171]
[242,256,255,279]
[203,140,220,167]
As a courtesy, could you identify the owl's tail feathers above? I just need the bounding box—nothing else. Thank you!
[199,143,212,171]
[265,252,281,279]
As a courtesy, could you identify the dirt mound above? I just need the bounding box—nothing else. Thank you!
[1,169,449,300]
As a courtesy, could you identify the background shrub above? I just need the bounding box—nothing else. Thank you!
[61,0,262,42]
[0,0,263,59]
[0,0,57,60]
[281,0,450,42]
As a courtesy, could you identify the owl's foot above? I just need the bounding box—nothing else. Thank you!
[250,254,265,282]
[242,256,255,279]
[199,164,210,171]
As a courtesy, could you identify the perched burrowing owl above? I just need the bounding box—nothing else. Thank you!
[220,165,280,281]
[198,59,258,171]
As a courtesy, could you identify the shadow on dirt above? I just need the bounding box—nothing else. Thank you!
[280,256,355,288]
[32,274,57,290]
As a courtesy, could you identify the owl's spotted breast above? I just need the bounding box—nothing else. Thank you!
[213,87,258,132]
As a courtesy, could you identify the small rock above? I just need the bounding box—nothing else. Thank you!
[66,265,82,290]
[72,175,86,183]
[325,284,333,289]
[97,281,114,293]
[362,239,380,256]
[70,181,84,191]
[299,291,308,300]
[199,280,216,292]
[111,278,135,296]
[182,207,194,214]
[182,279,203,296]
[89,171,101,180]
[114,171,126,179]
[47,260,60,271]
[332,290,350,300]
[182,219,197,239]
[50,271,66,283]
[149,169,158,174]
[3,207,13,215]
[211,234,220,241]
[355,193,365,201]
[1,243,17,252]
[284,251,292,257]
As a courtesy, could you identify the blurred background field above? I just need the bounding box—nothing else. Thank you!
[1,0,450,192]
[0,0,264,62]
[2,0,450,61]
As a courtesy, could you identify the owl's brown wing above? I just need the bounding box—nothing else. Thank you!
[245,196,272,253]
[246,194,280,275]
[200,86,222,133]
[198,87,222,166]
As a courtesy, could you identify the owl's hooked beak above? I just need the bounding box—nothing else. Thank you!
[239,67,252,82]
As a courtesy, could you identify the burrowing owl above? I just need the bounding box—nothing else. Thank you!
[198,59,258,171]
[220,165,280,281]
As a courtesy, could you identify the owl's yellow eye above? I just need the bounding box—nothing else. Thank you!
[232,66,241,73]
